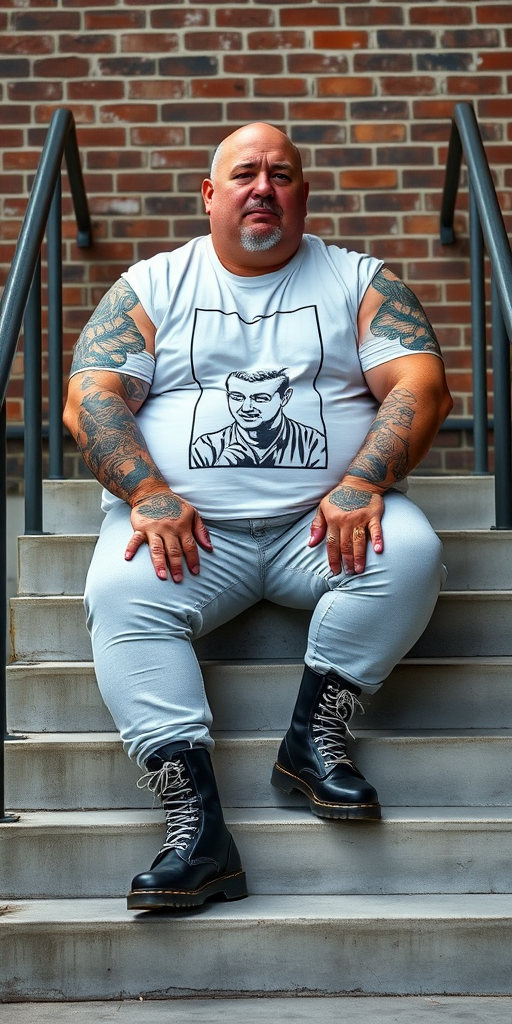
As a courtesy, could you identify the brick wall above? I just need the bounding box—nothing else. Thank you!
[1,0,512,485]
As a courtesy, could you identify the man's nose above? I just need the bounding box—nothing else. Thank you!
[241,396,255,410]
[252,171,274,197]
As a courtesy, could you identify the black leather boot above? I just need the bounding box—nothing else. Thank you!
[271,665,381,820]
[127,745,248,910]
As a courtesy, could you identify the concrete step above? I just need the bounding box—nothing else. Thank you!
[1,894,512,998]
[41,476,497,535]
[5,730,512,810]
[16,529,512,596]
[6,658,512,734]
[2,807,512,899]
[10,591,512,661]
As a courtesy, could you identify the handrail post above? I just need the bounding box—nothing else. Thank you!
[491,276,512,528]
[469,183,488,474]
[47,175,64,480]
[23,256,43,535]
[0,403,18,823]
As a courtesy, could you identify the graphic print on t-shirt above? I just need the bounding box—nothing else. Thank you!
[189,306,327,469]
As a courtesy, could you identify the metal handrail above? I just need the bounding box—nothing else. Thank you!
[0,108,92,822]
[440,102,512,527]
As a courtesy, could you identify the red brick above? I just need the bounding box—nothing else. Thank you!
[161,102,223,122]
[313,31,368,49]
[100,104,158,124]
[176,173,205,192]
[305,171,335,190]
[478,52,512,71]
[112,219,170,239]
[3,151,40,170]
[34,56,90,77]
[411,123,452,143]
[172,218,209,240]
[280,7,340,26]
[87,151,145,170]
[8,81,62,101]
[304,216,335,236]
[151,10,209,28]
[13,11,79,30]
[339,169,398,189]
[477,4,512,23]
[381,76,436,96]
[191,78,247,98]
[441,29,500,47]
[413,100,457,119]
[316,147,371,167]
[403,215,439,234]
[149,149,210,169]
[59,34,115,54]
[338,214,399,235]
[89,197,141,216]
[254,77,308,97]
[68,80,125,101]
[478,98,512,118]
[226,100,285,120]
[75,127,127,147]
[355,54,412,73]
[373,238,429,259]
[185,31,242,50]
[377,29,436,48]
[131,126,185,146]
[86,10,146,30]
[145,196,199,215]
[160,56,217,76]
[128,81,185,99]
[0,173,25,193]
[345,6,404,26]
[248,31,305,49]
[35,103,94,124]
[121,33,179,53]
[99,57,156,76]
[378,146,434,166]
[0,129,23,147]
[447,76,503,95]
[288,55,348,73]
[224,54,283,73]
[216,8,274,27]
[318,77,374,97]
[0,34,54,54]
[289,101,346,120]
[351,100,409,120]
[351,123,406,143]
[410,5,472,24]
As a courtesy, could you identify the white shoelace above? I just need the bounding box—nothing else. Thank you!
[312,685,364,769]
[137,761,200,852]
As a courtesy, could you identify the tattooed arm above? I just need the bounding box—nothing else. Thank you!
[310,268,453,575]
[63,279,212,582]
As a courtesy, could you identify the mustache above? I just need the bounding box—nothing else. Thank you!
[243,198,283,217]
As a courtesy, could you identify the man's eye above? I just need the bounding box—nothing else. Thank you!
[254,394,271,403]
[273,173,291,181]
[228,392,245,401]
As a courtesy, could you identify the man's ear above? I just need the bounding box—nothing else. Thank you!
[282,388,293,407]
[202,178,214,215]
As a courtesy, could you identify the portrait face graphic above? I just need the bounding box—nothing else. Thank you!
[226,375,292,431]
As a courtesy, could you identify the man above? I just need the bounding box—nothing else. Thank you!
[63,122,453,912]
[191,367,326,467]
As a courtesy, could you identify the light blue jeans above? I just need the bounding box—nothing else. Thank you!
[85,490,446,766]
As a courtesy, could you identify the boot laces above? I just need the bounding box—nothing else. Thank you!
[312,684,364,769]
[137,760,200,852]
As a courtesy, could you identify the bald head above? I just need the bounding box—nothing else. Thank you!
[211,123,303,179]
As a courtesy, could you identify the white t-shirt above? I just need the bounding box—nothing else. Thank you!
[98,234,419,519]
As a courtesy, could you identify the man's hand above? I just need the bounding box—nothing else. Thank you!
[309,482,384,575]
[126,489,213,583]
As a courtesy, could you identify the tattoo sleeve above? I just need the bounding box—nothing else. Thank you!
[70,279,146,373]
[346,387,417,487]
[369,269,442,356]
[75,375,167,504]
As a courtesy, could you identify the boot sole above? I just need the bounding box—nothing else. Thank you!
[271,762,381,821]
[127,870,248,910]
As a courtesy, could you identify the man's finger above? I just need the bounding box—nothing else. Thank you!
[352,525,367,574]
[308,508,326,548]
[124,530,146,562]
[193,514,214,552]
[149,536,170,581]
[326,529,342,575]
[368,517,384,554]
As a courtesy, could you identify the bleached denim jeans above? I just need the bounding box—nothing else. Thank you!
[85,489,446,766]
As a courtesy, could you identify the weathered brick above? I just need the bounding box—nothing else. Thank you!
[149,149,210,169]
[346,6,403,26]
[172,218,210,239]
[354,53,412,73]
[145,197,199,215]
[225,54,283,73]
[176,172,206,191]
[161,102,223,122]
[128,80,185,99]
[159,56,217,76]
[59,33,116,54]
[478,51,512,71]
[280,7,340,27]
[318,77,374,97]
[289,101,346,120]
[8,81,62,101]
[3,151,40,170]
[377,146,434,166]
[351,100,409,120]
[68,80,125,101]
[0,105,31,125]
[0,58,30,77]
[305,171,335,190]
[86,10,146,30]
[254,77,308,97]
[88,151,145,170]
[121,33,179,53]
[191,78,247,97]
[288,54,348,73]
[477,98,512,117]
[313,30,368,49]
[377,29,436,48]
[227,100,285,119]
[98,57,156,76]
[13,11,80,30]
[316,147,372,167]
[477,4,512,23]
[34,56,90,77]
[291,125,346,143]
[217,8,274,27]
[185,31,242,50]
[381,76,436,96]
[339,169,398,189]
[130,126,185,146]
[0,34,54,54]
[351,123,406,143]
[442,29,500,47]
[151,10,209,28]
[112,218,170,239]
[417,52,473,72]
[307,194,360,214]
[338,214,399,235]
[100,104,158,124]
[0,128,23,147]
[248,31,305,49]
[410,5,472,25]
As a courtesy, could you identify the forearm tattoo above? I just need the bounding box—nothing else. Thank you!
[329,487,373,512]
[370,269,441,355]
[134,494,182,520]
[347,388,416,486]
[76,383,166,502]
[70,279,146,373]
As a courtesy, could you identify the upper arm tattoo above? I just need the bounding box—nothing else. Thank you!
[70,279,147,374]
[370,269,441,355]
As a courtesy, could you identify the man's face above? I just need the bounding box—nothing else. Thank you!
[202,123,309,277]
[226,376,291,432]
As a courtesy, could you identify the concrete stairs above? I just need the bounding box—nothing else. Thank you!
[2,476,512,999]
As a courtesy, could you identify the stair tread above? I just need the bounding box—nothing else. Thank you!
[8,728,512,743]
[2,893,512,925]
[3,807,512,830]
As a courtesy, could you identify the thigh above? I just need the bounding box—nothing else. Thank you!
[85,502,263,641]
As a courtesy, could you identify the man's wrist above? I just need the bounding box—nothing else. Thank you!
[336,475,386,497]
